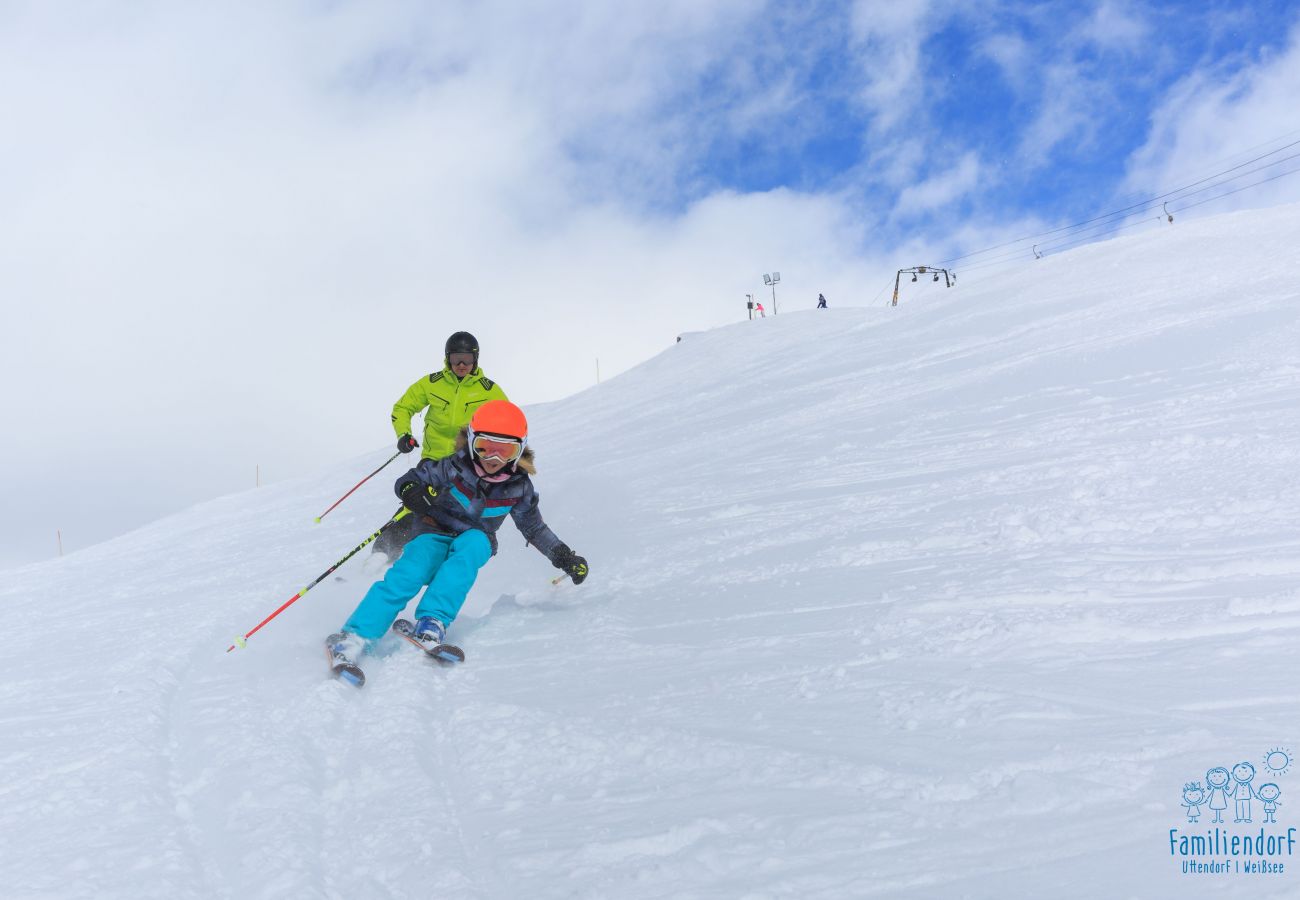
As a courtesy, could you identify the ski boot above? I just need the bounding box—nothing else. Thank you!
[325,631,367,687]
[412,616,446,649]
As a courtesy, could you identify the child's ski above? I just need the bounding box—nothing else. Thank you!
[324,633,366,687]
[392,618,466,664]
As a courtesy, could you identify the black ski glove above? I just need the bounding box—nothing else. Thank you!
[399,481,438,515]
[551,544,589,585]
[397,434,418,454]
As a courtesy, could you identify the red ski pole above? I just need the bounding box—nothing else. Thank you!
[228,509,408,652]
[314,450,403,522]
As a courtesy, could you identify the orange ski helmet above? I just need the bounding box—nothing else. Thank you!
[469,400,528,467]
[470,400,528,440]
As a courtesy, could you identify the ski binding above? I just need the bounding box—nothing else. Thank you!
[392,618,466,664]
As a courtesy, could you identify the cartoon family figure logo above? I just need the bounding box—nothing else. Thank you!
[1170,747,1295,876]
[1180,748,1291,824]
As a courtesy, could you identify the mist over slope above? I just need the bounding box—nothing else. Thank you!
[4,203,1300,898]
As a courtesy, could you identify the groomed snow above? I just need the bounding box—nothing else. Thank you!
[3,203,1300,898]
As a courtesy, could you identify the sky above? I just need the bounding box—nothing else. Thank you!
[2,0,1300,569]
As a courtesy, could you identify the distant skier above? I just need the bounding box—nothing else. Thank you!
[327,400,589,672]
[817,293,827,308]
[374,331,509,562]
[755,301,765,318]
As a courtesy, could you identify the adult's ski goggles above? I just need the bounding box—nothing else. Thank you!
[471,432,525,462]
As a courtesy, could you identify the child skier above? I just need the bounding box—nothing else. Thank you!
[326,400,588,674]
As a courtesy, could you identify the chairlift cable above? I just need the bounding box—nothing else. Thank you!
[939,150,1300,271]
[947,163,1300,279]
[937,137,1300,265]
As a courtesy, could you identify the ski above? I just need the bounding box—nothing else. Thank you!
[324,632,366,687]
[392,618,466,664]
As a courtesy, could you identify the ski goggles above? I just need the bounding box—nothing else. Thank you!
[448,352,477,368]
[471,432,525,462]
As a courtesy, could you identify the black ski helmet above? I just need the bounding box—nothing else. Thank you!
[445,331,480,368]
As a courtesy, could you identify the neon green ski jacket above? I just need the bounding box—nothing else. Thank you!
[391,368,509,460]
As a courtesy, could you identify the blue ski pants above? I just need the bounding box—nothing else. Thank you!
[343,530,491,641]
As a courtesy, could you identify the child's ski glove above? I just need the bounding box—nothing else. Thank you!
[399,481,438,515]
[551,544,590,584]
[397,434,419,453]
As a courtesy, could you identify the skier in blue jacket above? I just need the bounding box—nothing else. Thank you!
[327,400,588,667]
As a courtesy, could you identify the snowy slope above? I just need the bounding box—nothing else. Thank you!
[4,203,1300,899]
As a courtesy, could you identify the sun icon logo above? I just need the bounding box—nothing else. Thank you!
[1263,747,1293,777]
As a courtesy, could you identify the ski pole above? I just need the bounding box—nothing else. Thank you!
[314,450,403,522]
[228,509,409,652]
[550,573,570,585]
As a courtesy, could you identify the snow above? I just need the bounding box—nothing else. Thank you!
[4,203,1300,898]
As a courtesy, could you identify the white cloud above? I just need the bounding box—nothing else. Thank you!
[1078,0,1149,53]
[893,152,983,216]
[1122,22,1300,214]
[0,2,895,567]
[980,31,1031,83]
[847,0,941,134]
[1015,59,1099,166]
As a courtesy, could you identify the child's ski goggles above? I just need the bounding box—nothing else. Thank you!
[471,432,525,462]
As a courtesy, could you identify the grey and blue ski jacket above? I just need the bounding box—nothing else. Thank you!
[393,440,564,561]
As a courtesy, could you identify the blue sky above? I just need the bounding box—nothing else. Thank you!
[554,0,1300,245]
[2,0,1299,568]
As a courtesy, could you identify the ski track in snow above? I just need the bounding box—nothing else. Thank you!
[4,204,1300,898]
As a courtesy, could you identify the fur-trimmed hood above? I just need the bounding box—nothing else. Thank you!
[397,428,561,560]
[454,426,536,475]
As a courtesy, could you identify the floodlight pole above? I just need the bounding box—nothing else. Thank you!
[763,272,781,315]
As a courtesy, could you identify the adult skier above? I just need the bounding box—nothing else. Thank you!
[373,331,509,561]
[326,400,588,676]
